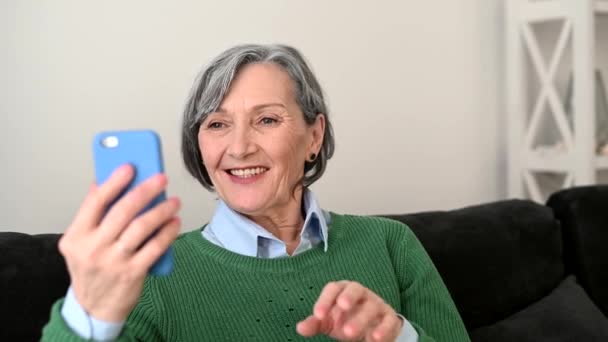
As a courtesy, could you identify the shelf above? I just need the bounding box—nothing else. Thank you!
[521,1,608,21]
[597,1,608,14]
[596,155,608,168]
[508,0,608,200]
[523,1,567,22]
[525,151,608,171]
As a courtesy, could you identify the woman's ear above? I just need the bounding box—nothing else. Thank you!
[309,114,326,155]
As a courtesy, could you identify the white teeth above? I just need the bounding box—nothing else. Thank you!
[229,167,267,178]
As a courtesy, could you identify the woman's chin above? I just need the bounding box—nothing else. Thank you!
[223,197,269,216]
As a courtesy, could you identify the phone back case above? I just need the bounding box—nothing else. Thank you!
[92,130,173,276]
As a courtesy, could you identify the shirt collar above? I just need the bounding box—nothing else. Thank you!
[206,189,330,257]
[301,189,330,251]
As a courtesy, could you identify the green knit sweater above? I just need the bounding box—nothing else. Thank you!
[42,213,470,341]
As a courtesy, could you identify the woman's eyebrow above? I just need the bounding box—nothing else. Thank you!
[250,103,286,111]
[214,103,286,115]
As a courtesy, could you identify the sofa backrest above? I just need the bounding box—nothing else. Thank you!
[548,185,608,317]
[0,232,69,341]
[0,197,582,340]
[382,199,564,330]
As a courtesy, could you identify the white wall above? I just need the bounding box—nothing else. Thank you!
[1,0,506,234]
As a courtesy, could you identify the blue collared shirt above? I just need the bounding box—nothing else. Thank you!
[61,190,418,341]
[203,190,330,258]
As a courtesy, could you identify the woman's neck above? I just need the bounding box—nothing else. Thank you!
[244,189,306,254]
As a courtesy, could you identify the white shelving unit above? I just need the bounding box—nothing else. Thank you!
[506,0,608,202]
[597,1,608,13]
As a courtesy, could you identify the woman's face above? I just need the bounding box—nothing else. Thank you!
[198,63,325,217]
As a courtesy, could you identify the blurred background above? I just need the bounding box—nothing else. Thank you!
[1,0,606,234]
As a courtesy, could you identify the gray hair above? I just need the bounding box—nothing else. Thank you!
[181,44,335,191]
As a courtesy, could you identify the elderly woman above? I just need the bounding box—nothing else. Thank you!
[42,44,469,341]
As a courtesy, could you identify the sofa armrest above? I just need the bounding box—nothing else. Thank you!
[547,185,608,317]
[0,232,70,341]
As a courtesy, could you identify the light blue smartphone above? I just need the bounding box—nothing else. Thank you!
[92,130,173,276]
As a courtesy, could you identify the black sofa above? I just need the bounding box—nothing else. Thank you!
[1,186,607,341]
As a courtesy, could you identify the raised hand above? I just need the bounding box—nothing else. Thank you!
[297,281,403,342]
[58,164,181,322]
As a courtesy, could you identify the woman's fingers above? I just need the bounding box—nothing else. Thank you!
[313,281,347,319]
[115,197,181,254]
[341,296,384,339]
[304,280,402,342]
[296,315,322,337]
[97,173,168,243]
[313,281,368,330]
[335,282,367,311]
[70,164,134,231]
[369,313,402,342]
[131,216,181,272]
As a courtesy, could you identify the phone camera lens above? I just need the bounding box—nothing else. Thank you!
[101,136,119,148]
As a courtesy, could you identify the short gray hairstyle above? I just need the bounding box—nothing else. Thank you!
[181,44,335,191]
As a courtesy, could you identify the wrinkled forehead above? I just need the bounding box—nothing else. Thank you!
[216,63,298,113]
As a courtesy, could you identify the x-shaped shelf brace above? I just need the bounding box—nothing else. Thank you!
[520,18,575,201]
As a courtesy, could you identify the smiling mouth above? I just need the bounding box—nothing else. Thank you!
[227,167,268,178]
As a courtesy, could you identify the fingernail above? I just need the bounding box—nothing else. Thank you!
[338,298,350,310]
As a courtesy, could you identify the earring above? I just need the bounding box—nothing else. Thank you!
[308,153,317,162]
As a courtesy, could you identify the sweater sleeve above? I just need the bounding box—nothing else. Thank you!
[387,221,470,342]
[41,283,164,342]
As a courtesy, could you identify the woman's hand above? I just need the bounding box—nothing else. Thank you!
[58,164,181,322]
[297,281,403,342]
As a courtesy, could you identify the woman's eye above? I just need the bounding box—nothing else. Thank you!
[260,117,278,125]
[208,122,224,129]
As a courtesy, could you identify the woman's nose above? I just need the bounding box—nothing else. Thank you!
[226,126,257,159]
